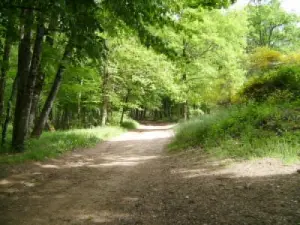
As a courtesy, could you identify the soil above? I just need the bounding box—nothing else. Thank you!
[0,124,299,225]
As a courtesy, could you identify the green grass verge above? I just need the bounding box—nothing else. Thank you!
[169,102,300,163]
[0,126,124,164]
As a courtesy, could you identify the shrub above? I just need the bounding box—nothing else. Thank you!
[239,65,300,103]
[189,108,205,118]
[169,102,300,162]
[121,120,139,130]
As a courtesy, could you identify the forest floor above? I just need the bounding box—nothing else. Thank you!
[0,124,300,225]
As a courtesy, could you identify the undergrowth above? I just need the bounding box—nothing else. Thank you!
[0,126,124,164]
[169,101,300,163]
[121,119,140,130]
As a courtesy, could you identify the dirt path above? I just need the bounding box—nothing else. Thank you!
[0,125,300,225]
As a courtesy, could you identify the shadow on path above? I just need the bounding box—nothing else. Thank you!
[0,125,299,225]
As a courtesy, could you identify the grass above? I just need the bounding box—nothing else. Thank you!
[0,126,124,164]
[169,102,300,163]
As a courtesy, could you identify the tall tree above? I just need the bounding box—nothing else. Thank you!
[247,0,300,51]
[12,8,35,151]
[0,24,12,121]
[28,14,57,129]
[32,0,102,137]
[31,40,73,137]
[152,7,248,107]
[0,4,18,124]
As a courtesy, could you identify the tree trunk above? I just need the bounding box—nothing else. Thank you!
[45,120,55,132]
[13,20,45,149]
[168,105,172,120]
[0,30,12,122]
[29,20,56,129]
[101,65,109,126]
[31,41,72,138]
[1,75,19,146]
[183,100,188,121]
[25,22,45,129]
[12,9,34,151]
[77,79,83,125]
[135,109,139,120]
[120,89,130,124]
[61,108,69,130]
[101,97,108,126]
[29,12,57,127]
[28,67,45,129]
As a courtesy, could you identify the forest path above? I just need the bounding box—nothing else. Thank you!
[0,124,300,225]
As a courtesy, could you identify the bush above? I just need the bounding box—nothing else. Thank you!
[189,108,205,118]
[169,102,300,162]
[239,65,300,103]
[121,120,139,130]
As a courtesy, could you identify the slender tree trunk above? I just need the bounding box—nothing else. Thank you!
[45,120,55,132]
[29,16,57,129]
[120,109,125,124]
[31,41,72,138]
[12,9,34,151]
[120,90,130,124]
[61,107,69,130]
[107,103,113,124]
[101,97,108,126]
[183,100,188,121]
[24,21,45,128]
[28,67,45,129]
[182,38,190,121]
[101,65,109,126]
[77,79,83,125]
[142,109,146,120]
[82,108,86,127]
[1,75,19,146]
[61,109,67,129]
[0,31,12,122]
[0,11,15,123]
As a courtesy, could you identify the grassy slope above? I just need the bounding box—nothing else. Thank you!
[0,126,124,164]
[170,102,300,163]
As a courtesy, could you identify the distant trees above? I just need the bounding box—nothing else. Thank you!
[246,0,300,78]
[247,0,300,51]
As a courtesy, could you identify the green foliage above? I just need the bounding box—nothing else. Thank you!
[249,47,283,73]
[121,120,140,130]
[170,102,300,162]
[189,108,204,118]
[182,0,236,9]
[153,7,248,104]
[240,65,300,102]
[247,0,300,51]
[0,127,124,164]
[107,37,178,111]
